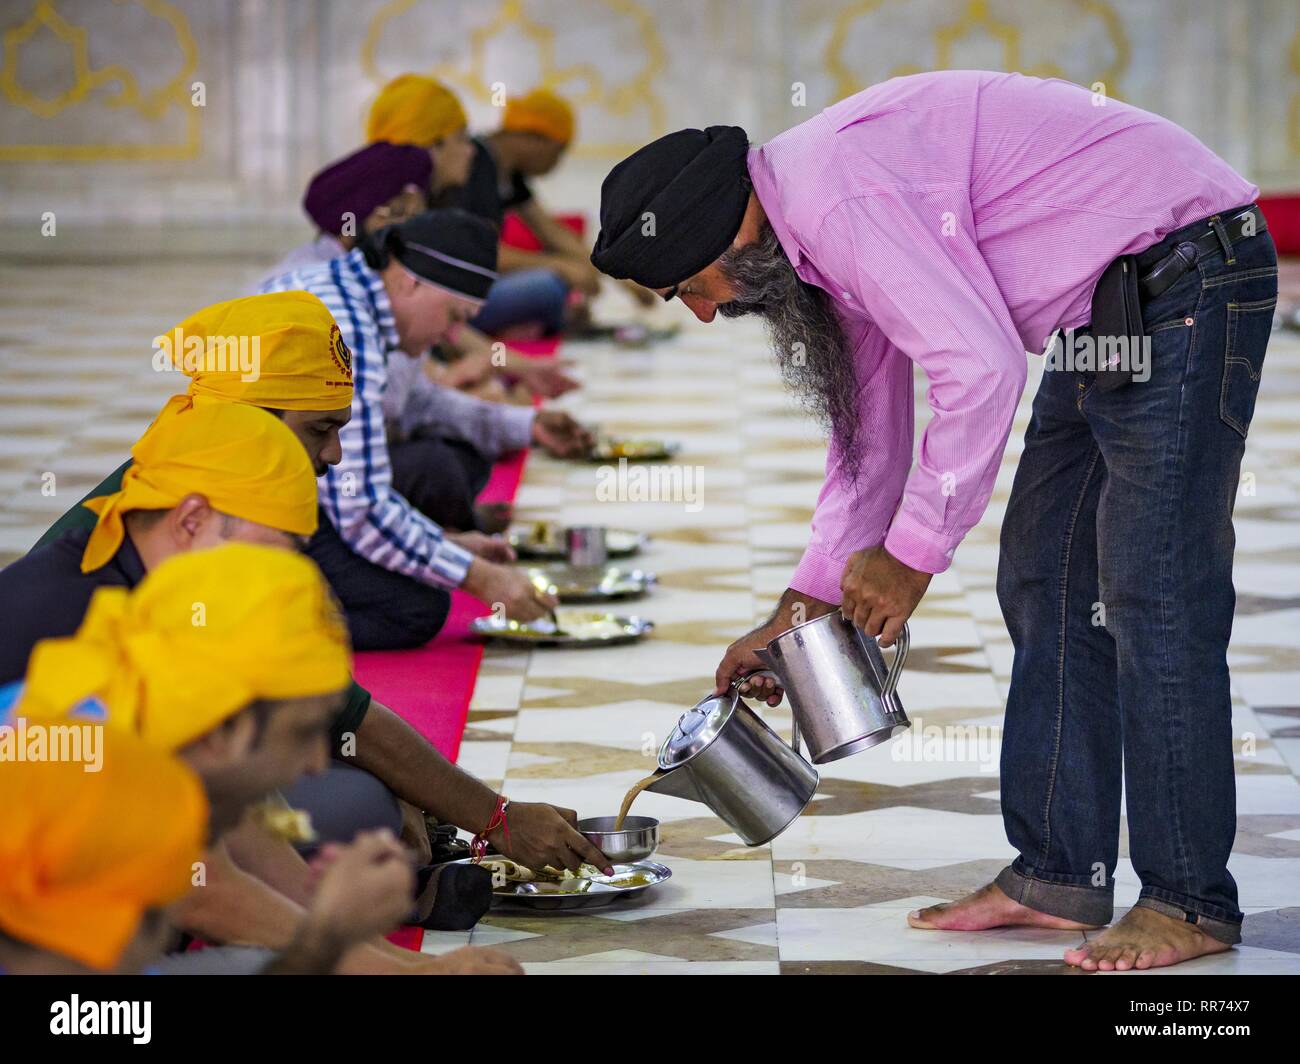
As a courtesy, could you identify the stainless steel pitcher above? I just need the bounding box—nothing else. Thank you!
[647,682,818,846]
[748,615,911,765]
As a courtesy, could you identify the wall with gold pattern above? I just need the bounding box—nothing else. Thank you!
[1,0,1297,226]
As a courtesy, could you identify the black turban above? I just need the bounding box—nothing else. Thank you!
[363,208,499,301]
[590,125,750,288]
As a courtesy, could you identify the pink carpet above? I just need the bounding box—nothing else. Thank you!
[351,339,558,763]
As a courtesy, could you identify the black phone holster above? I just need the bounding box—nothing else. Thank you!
[1087,254,1144,392]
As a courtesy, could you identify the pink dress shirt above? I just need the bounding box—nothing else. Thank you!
[747,70,1257,603]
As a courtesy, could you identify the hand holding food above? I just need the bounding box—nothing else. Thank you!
[488,801,613,876]
[462,558,558,622]
[531,409,596,458]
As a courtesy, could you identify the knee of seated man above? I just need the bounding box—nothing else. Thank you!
[386,584,451,648]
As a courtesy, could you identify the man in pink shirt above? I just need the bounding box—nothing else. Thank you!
[591,71,1277,970]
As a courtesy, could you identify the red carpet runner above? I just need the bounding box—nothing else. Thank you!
[351,339,557,762]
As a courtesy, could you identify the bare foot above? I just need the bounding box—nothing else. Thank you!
[908,881,1103,932]
[1064,906,1232,971]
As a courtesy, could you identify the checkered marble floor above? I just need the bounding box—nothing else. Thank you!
[3,247,1299,975]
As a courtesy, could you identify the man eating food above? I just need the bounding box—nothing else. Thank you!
[260,209,594,636]
[6,544,520,975]
[590,70,1276,970]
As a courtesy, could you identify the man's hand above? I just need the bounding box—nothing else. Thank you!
[488,801,613,876]
[462,557,558,622]
[714,622,786,706]
[303,831,415,945]
[447,530,516,564]
[714,589,839,706]
[531,410,595,458]
[515,358,581,400]
[438,350,495,390]
[839,546,931,647]
[550,255,602,296]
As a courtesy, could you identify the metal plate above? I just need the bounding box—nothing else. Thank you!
[470,610,654,647]
[587,438,680,462]
[525,563,655,602]
[461,859,672,911]
[507,522,647,560]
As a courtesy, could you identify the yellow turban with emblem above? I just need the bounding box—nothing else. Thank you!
[0,728,206,971]
[502,87,575,146]
[366,74,468,146]
[151,291,353,419]
[18,544,351,752]
[80,400,318,573]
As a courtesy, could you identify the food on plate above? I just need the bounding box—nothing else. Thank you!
[476,857,638,893]
[251,794,316,843]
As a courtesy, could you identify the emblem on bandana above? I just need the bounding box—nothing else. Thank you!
[329,324,353,380]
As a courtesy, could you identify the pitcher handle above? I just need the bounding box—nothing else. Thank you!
[732,671,800,755]
[881,623,910,704]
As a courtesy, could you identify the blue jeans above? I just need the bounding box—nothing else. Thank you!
[471,268,569,335]
[994,217,1278,944]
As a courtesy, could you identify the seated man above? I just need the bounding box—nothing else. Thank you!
[456,86,659,333]
[0,729,207,975]
[9,292,612,901]
[265,140,435,282]
[273,139,579,407]
[3,399,404,844]
[364,73,478,203]
[10,544,521,976]
[260,209,594,640]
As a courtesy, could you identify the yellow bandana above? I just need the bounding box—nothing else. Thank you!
[366,74,467,146]
[81,400,318,574]
[20,543,351,751]
[151,291,352,420]
[0,729,206,971]
[502,87,575,145]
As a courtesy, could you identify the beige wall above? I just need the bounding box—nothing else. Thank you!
[1,0,1298,230]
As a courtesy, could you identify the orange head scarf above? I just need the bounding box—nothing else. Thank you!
[366,74,467,146]
[502,87,575,145]
[0,729,206,971]
[81,399,318,573]
[19,543,352,751]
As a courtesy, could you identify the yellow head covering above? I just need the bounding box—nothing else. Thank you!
[19,543,351,751]
[81,400,318,574]
[366,74,467,146]
[502,87,575,146]
[0,729,206,971]
[152,291,352,417]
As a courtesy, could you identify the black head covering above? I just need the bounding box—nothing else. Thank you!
[361,208,499,300]
[590,125,750,288]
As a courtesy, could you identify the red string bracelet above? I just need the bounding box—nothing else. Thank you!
[470,795,510,862]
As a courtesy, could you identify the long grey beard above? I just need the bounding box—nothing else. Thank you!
[717,225,861,482]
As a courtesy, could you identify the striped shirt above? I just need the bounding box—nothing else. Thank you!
[260,249,478,590]
[747,70,1257,602]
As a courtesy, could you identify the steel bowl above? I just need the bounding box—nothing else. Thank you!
[578,815,660,863]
